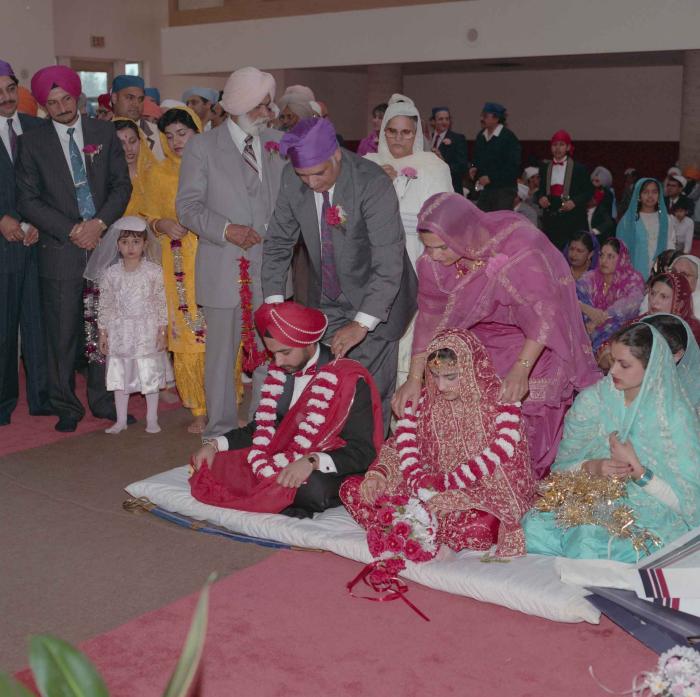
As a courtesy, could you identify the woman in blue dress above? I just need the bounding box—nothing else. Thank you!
[523,322,700,562]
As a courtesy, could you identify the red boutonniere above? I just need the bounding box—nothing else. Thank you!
[264,141,280,157]
[442,138,452,146]
[82,144,103,163]
[325,204,348,227]
[400,167,418,180]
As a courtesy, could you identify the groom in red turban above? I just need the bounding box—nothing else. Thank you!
[190,301,383,518]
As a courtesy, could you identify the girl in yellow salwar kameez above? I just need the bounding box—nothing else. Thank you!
[143,107,207,433]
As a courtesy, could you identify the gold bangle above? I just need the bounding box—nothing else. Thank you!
[516,358,531,369]
[408,372,423,382]
[152,219,162,236]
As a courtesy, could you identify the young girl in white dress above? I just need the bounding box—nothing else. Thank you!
[97,216,168,434]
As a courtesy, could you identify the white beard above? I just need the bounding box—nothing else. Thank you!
[237,113,267,136]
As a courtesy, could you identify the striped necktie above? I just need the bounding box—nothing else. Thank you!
[320,191,341,300]
[243,135,259,176]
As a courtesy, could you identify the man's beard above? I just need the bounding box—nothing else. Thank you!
[237,113,267,136]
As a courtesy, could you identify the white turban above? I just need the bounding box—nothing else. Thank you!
[377,93,424,160]
[160,99,187,109]
[278,85,316,119]
[221,67,276,117]
[523,166,539,181]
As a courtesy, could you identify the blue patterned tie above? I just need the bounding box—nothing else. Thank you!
[67,127,96,220]
[320,191,341,300]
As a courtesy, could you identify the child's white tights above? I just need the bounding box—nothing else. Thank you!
[105,390,160,434]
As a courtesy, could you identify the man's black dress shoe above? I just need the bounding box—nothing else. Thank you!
[55,417,78,432]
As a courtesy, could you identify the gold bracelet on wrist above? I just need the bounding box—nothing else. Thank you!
[408,372,423,382]
[516,358,531,369]
[152,219,162,236]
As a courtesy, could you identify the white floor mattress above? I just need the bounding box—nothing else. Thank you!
[125,466,600,624]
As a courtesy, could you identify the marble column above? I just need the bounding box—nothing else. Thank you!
[366,64,403,131]
[679,50,700,168]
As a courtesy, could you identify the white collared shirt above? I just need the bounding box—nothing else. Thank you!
[550,157,567,187]
[226,117,262,182]
[482,123,504,142]
[0,112,22,161]
[216,344,337,473]
[265,183,379,330]
[52,115,86,181]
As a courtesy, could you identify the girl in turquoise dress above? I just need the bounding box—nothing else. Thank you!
[523,322,700,562]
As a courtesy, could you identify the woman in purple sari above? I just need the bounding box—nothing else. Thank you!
[576,238,646,353]
[392,193,600,479]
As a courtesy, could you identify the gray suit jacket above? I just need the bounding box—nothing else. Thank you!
[176,125,285,309]
[16,117,132,280]
[263,150,417,341]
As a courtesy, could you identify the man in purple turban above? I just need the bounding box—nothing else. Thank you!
[16,64,132,432]
[0,59,52,425]
[263,117,418,432]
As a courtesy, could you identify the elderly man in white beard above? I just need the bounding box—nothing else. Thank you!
[176,66,286,439]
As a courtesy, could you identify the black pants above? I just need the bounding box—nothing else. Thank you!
[39,276,114,421]
[282,471,347,518]
[0,256,49,419]
[477,187,516,212]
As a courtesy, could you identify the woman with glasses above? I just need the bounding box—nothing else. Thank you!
[364,93,452,385]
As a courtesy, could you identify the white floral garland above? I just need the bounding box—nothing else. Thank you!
[395,398,522,494]
[247,365,340,479]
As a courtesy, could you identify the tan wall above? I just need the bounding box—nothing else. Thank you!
[404,65,684,142]
[2,0,55,84]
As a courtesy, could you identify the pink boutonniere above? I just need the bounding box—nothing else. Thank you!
[485,253,508,278]
[264,141,280,156]
[82,144,103,164]
[325,204,348,228]
[400,166,418,180]
[442,138,452,146]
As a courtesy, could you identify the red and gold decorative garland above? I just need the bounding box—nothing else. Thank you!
[238,257,267,372]
[170,239,206,342]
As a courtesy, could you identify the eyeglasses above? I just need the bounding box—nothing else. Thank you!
[385,127,416,140]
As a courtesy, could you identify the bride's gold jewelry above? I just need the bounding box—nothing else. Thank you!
[455,258,486,278]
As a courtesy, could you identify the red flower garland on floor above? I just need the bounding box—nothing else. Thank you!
[239,257,267,373]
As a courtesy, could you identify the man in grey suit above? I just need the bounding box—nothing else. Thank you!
[177,66,285,438]
[16,66,132,431]
[0,59,51,425]
[263,117,417,431]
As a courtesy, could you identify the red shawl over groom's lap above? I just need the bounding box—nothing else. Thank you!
[189,359,383,513]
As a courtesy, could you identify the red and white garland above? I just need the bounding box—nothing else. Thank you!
[171,239,206,342]
[395,399,522,493]
[246,365,340,479]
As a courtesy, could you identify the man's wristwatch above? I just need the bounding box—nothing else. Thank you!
[202,438,219,453]
[95,218,108,233]
[354,319,370,332]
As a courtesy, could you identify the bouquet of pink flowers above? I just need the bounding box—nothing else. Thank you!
[365,493,438,572]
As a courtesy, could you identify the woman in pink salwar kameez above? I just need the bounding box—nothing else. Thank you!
[393,193,600,479]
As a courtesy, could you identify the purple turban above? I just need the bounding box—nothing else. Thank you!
[279,118,338,169]
[0,60,15,79]
[31,65,81,105]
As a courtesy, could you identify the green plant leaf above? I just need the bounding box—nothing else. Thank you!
[28,635,109,697]
[162,572,216,697]
[0,674,36,697]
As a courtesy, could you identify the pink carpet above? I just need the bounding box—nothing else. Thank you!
[17,551,655,697]
[0,368,181,457]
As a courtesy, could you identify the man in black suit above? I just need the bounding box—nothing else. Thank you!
[430,106,468,194]
[0,59,51,425]
[537,130,593,250]
[16,66,131,431]
[665,173,695,217]
[191,302,380,518]
[471,102,521,212]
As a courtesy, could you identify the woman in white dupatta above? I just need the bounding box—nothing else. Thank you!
[364,94,452,383]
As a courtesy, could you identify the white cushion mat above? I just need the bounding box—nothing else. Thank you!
[126,466,600,624]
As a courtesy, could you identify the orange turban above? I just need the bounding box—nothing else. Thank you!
[17,86,38,116]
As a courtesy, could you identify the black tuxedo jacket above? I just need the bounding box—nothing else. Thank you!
[15,116,131,280]
[436,130,469,194]
[589,204,615,241]
[223,345,377,477]
[0,113,44,273]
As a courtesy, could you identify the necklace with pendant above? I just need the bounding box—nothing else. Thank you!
[455,259,486,278]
